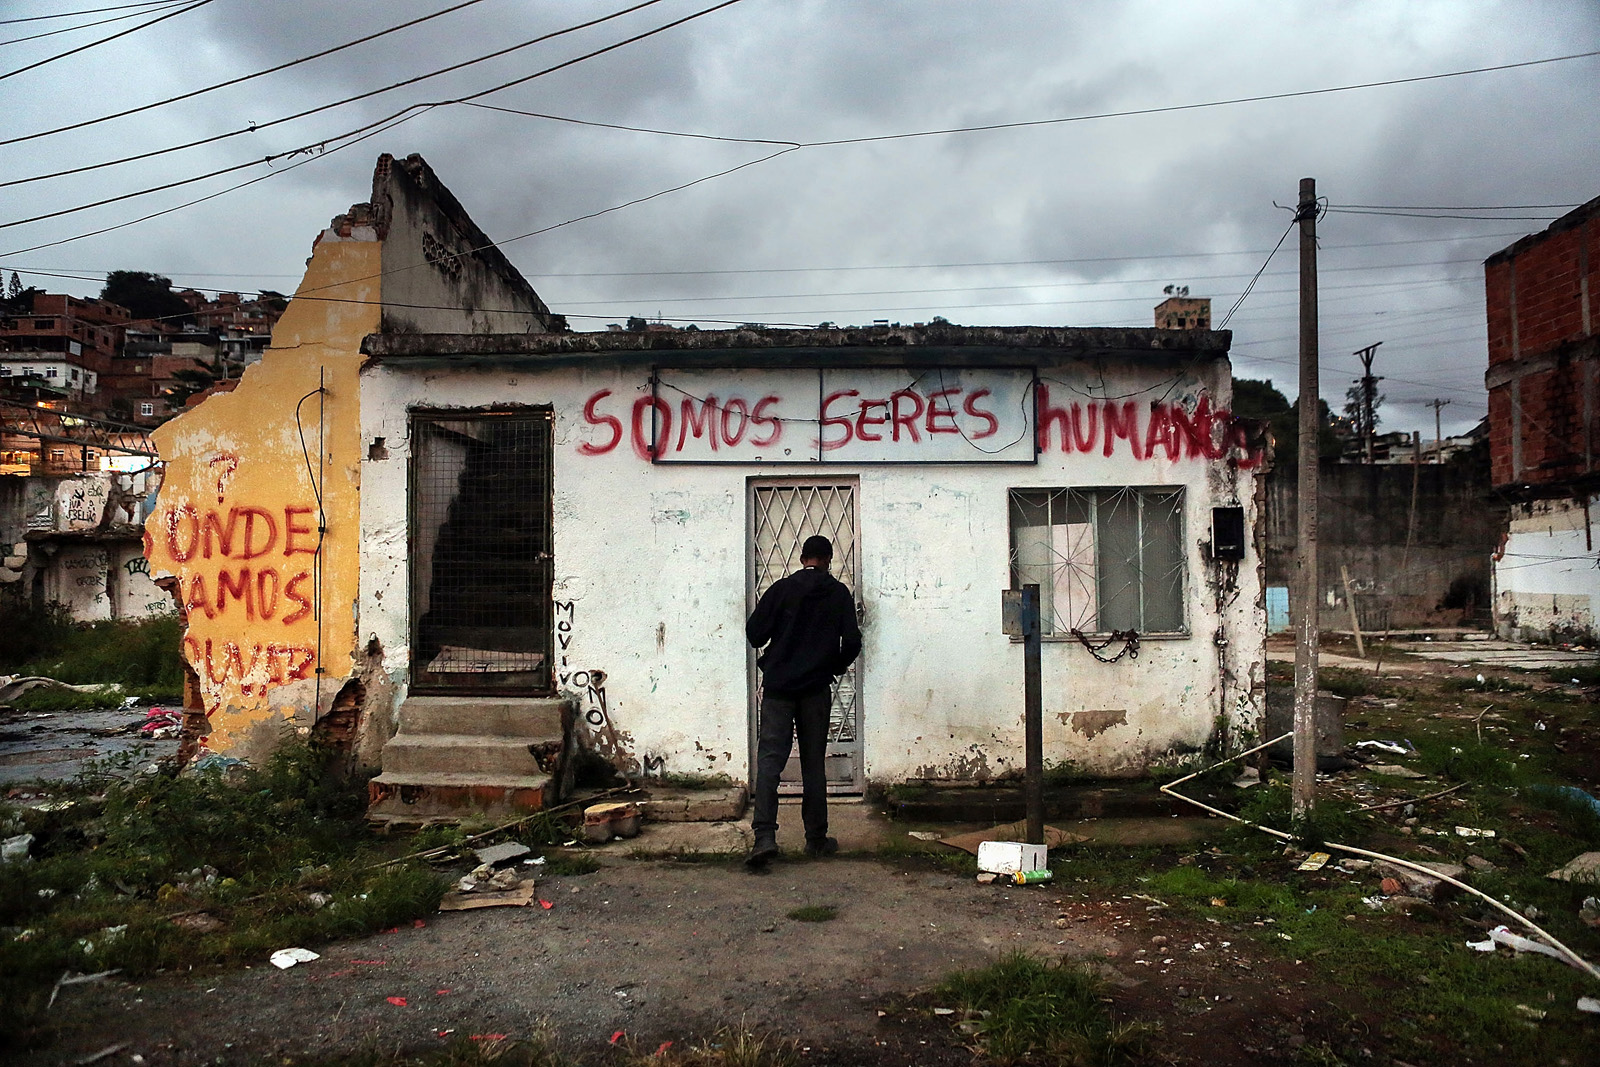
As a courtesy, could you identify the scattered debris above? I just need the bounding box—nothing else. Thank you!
[1579,997,1600,1014]
[1367,764,1427,779]
[1547,852,1600,885]
[1472,925,1590,971]
[2,832,33,863]
[269,948,320,970]
[583,801,642,843]
[387,996,408,1007]
[1355,740,1409,755]
[940,821,1086,855]
[1455,826,1496,838]
[473,842,531,867]
[73,1042,130,1065]
[906,831,941,841]
[1465,855,1498,873]
[1296,852,1331,872]
[438,884,541,911]
[171,913,224,933]
[1373,860,1466,901]
[1579,897,1600,928]
[976,841,1048,875]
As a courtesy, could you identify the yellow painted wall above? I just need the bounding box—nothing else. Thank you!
[144,238,380,758]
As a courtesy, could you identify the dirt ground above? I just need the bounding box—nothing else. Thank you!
[21,851,1377,1067]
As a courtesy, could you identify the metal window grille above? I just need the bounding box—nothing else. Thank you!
[410,410,554,692]
[750,482,862,790]
[1009,487,1186,635]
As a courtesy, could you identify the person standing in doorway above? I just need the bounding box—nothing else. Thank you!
[744,534,862,870]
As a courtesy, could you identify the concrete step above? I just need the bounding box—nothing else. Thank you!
[368,771,553,819]
[397,696,569,738]
[381,733,553,777]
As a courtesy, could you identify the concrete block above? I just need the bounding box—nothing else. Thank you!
[3,555,25,569]
[639,784,748,823]
[1264,688,1346,765]
[0,569,19,584]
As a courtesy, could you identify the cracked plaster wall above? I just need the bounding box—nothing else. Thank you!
[358,356,1266,783]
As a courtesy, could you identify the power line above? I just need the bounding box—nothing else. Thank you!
[1,0,669,152]
[1325,208,1565,221]
[1335,202,1582,211]
[1,0,186,46]
[3,0,496,153]
[0,0,748,246]
[0,0,174,25]
[0,0,212,82]
[1218,217,1298,328]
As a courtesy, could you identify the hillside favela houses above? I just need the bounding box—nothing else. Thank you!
[142,153,1269,819]
[1485,194,1600,642]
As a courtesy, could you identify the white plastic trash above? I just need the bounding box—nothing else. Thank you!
[269,947,320,969]
[976,841,1048,875]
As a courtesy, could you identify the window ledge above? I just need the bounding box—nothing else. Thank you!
[1009,631,1191,643]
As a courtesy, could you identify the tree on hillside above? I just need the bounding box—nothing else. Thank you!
[1,272,43,315]
[102,271,192,325]
[163,358,224,408]
[1232,377,1341,464]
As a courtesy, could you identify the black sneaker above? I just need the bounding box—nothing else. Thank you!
[745,839,779,870]
[804,837,839,858]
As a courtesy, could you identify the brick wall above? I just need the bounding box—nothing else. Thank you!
[1485,196,1600,491]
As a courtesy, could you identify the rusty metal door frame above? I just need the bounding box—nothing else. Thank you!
[746,476,864,795]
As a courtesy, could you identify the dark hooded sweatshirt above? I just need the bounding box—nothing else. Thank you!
[746,566,862,697]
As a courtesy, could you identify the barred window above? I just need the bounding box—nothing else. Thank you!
[1008,487,1186,636]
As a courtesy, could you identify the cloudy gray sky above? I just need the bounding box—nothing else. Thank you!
[5,0,1598,435]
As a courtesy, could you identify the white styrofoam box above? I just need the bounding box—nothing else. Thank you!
[976,840,1048,875]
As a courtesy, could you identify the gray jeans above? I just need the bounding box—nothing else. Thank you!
[750,686,832,847]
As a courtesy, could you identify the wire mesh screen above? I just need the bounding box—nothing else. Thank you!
[751,482,862,791]
[1009,487,1186,635]
[411,410,554,692]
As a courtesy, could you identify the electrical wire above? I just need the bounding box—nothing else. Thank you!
[3,0,497,153]
[1,0,748,253]
[1326,208,1568,221]
[0,0,212,82]
[1,0,669,153]
[1219,215,1302,330]
[0,0,177,25]
[1336,202,1583,211]
[3,229,1536,284]
[1,0,186,46]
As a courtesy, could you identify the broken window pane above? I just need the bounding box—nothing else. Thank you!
[1008,487,1186,635]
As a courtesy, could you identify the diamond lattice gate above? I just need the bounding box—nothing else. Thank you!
[748,480,863,793]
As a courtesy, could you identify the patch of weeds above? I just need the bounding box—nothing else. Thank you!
[649,771,735,790]
[0,741,445,1050]
[0,609,183,689]
[1439,675,1533,694]
[1042,758,1085,786]
[1317,667,1399,699]
[934,952,1154,1065]
[5,685,127,712]
[1523,783,1600,846]
[1549,663,1600,687]
[785,904,836,922]
[1224,781,1369,848]
[542,852,600,876]
[1410,736,1523,786]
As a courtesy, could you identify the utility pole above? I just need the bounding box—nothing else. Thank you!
[1353,342,1384,463]
[1293,178,1321,820]
[1429,398,1451,463]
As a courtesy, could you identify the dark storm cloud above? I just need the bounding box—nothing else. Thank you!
[4,0,1598,433]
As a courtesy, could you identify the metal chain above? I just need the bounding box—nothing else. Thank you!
[1069,628,1140,663]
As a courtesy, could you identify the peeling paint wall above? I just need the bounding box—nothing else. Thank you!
[359,353,1265,783]
[143,232,379,760]
[1495,495,1600,642]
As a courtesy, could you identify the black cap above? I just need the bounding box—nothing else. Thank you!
[800,534,833,561]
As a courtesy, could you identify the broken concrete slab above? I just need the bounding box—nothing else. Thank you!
[1374,860,1466,900]
[472,842,531,867]
[1367,764,1427,779]
[1547,851,1600,885]
[638,784,748,823]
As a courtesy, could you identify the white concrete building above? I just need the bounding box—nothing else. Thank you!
[355,327,1268,792]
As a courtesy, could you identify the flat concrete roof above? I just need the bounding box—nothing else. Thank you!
[361,324,1232,370]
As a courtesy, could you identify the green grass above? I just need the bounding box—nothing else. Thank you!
[934,952,1153,1065]
[0,606,184,690]
[785,904,836,922]
[1317,666,1401,699]
[0,742,445,1050]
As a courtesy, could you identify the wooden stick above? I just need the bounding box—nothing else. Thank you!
[363,784,643,870]
[1354,782,1466,813]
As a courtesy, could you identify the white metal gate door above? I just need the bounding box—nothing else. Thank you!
[749,480,862,793]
